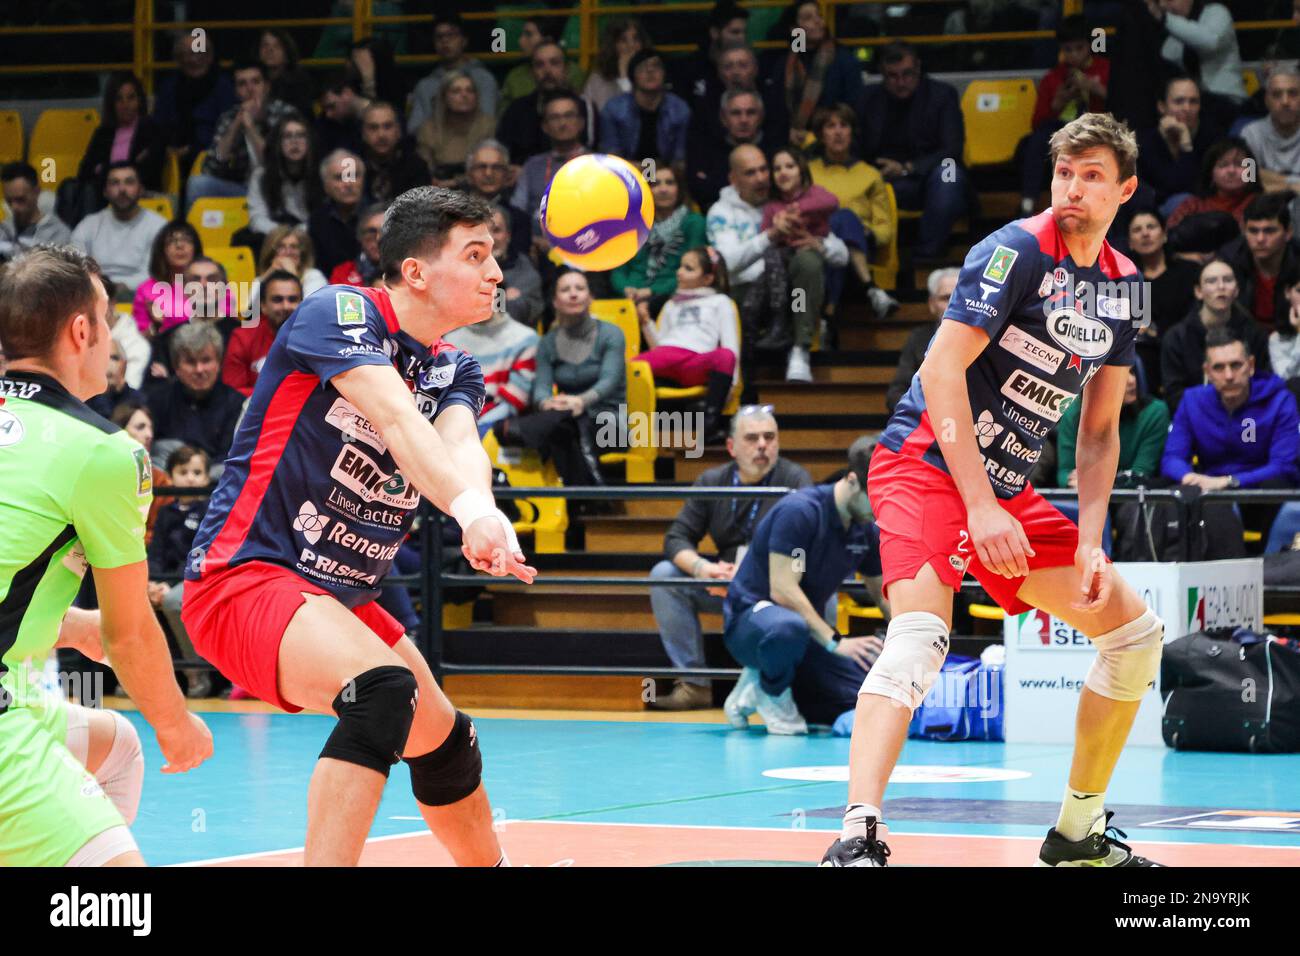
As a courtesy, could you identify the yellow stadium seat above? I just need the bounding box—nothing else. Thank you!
[590,298,640,361]
[206,245,256,315]
[138,195,174,221]
[190,150,208,178]
[28,108,99,191]
[481,428,568,552]
[599,359,657,483]
[1264,613,1300,627]
[652,298,742,416]
[873,182,901,291]
[1243,69,1260,98]
[0,110,22,165]
[836,592,884,633]
[962,79,1036,167]
[187,197,249,249]
[161,149,182,203]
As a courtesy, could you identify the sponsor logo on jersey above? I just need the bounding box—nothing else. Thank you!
[414,393,438,419]
[0,408,25,447]
[961,295,999,320]
[974,409,1004,448]
[325,486,406,528]
[337,344,384,358]
[324,398,387,453]
[978,282,999,301]
[341,327,368,344]
[330,446,420,510]
[336,290,365,326]
[1000,369,1074,422]
[324,522,401,561]
[419,362,455,391]
[1080,362,1102,388]
[999,428,1042,464]
[1097,294,1131,320]
[949,554,967,572]
[0,379,41,400]
[61,543,89,578]
[998,326,1064,374]
[1000,401,1053,438]
[981,455,1027,490]
[1053,267,1069,288]
[1045,308,1113,359]
[297,548,379,586]
[982,244,1018,284]
[132,447,152,496]
[292,500,330,544]
[1037,271,1054,297]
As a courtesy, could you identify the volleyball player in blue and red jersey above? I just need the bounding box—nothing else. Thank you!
[183,187,535,866]
[824,114,1165,867]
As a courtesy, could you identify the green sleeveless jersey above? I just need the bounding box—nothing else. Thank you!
[0,371,151,701]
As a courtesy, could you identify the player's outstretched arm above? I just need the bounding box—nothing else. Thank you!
[333,363,535,583]
[919,321,1036,578]
[92,562,214,773]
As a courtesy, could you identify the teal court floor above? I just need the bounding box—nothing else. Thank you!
[119,709,1300,867]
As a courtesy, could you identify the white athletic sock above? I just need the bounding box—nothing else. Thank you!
[841,803,883,841]
[1056,786,1106,842]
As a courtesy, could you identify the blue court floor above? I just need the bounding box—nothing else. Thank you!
[124,711,1300,866]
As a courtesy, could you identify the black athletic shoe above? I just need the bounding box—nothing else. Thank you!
[1036,811,1163,867]
[820,818,891,867]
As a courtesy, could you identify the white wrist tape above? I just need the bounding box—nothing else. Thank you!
[449,489,497,532]
[493,510,522,555]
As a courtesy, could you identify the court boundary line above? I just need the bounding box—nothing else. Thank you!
[172,818,1300,866]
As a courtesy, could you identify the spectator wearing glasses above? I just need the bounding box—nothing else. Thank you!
[246,114,320,241]
[132,220,203,342]
[855,42,968,262]
[496,41,596,166]
[648,405,812,710]
[510,91,591,252]
[460,139,531,259]
[359,101,430,205]
[328,203,386,287]
[406,13,501,134]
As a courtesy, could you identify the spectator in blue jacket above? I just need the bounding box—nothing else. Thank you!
[1162,327,1300,495]
[598,50,691,164]
[151,33,236,170]
[855,42,967,261]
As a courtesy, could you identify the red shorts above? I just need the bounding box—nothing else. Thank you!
[181,561,406,713]
[868,444,1090,615]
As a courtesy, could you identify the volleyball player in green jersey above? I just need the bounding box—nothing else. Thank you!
[0,246,212,866]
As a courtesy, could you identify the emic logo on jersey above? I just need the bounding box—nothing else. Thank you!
[998,327,1064,375]
[330,445,420,509]
[1000,369,1074,423]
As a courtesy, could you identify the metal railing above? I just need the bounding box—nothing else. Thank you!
[3,1,1295,92]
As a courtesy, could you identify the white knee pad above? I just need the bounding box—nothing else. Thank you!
[858,611,950,713]
[1085,608,1164,702]
[100,711,145,825]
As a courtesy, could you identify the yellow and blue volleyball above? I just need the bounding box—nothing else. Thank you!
[539,153,654,272]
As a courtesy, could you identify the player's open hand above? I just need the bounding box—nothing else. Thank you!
[463,513,537,584]
[1071,545,1111,613]
[157,711,213,774]
[968,502,1035,578]
[835,635,883,667]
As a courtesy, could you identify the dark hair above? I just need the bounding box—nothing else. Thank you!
[1204,324,1249,357]
[262,268,303,293]
[810,103,858,155]
[433,12,467,37]
[0,246,103,361]
[348,37,403,108]
[110,400,150,431]
[524,15,567,45]
[379,186,493,280]
[1128,207,1168,230]
[358,202,389,235]
[595,18,650,80]
[166,444,209,474]
[626,48,664,88]
[101,71,147,129]
[649,158,693,213]
[321,69,361,97]
[257,28,301,70]
[148,220,203,282]
[261,112,322,219]
[1243,190,1295,229]
[1197,137,1261,198]
[682,246,730,294]
[1161,71,1199,101]
[531,39,567,68]
[710,1,748,30]
[232,58,268,79]
[878,40,918,70]
[771,146,813,192]
[0,162,38,189]
[539,88,586,126]
[1056,14,1090,44]
[847,434,876,491]
[104,159,140,180]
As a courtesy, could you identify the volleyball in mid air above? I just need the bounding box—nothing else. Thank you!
[539,153,654,272]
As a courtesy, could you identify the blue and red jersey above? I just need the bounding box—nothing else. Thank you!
[186,285,485,608]
[880,210,1142,499]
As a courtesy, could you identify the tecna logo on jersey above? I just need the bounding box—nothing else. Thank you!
[1000,369,1074,422]
[330,446,420,509]
[1045,308,1113,359]
[324,398,387,454]
[998,326,1064,374]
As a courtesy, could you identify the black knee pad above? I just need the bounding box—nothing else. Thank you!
[404,710,482,806]
[319,666,419,777]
